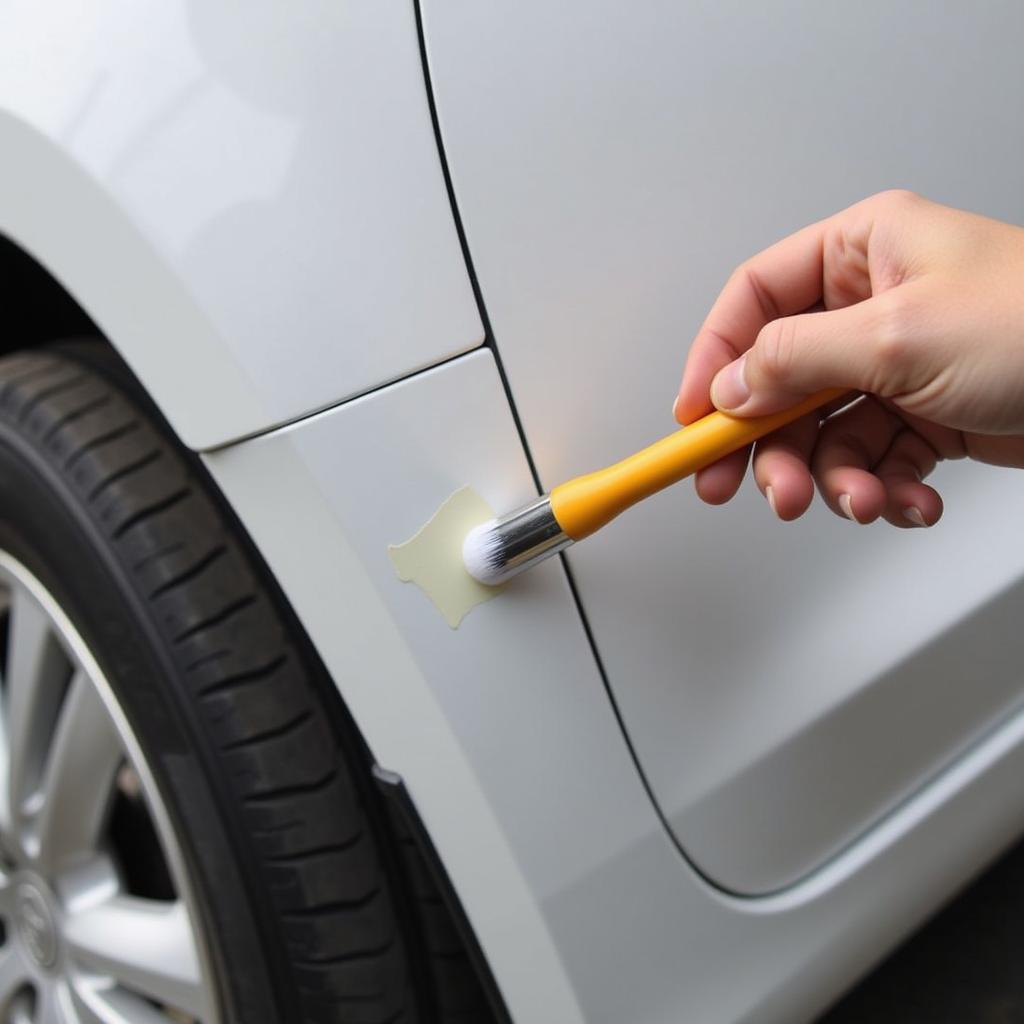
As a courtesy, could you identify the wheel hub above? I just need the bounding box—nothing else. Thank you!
[12,876,58,971]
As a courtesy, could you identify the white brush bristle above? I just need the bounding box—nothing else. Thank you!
[462,519,504,585]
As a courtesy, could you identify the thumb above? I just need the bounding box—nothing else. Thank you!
[709,298,895,416]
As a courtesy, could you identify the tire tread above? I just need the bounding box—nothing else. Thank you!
[0,347,419,1023]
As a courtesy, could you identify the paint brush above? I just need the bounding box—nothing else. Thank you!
[462,387,845,585]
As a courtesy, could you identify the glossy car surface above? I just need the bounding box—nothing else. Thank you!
[1,3,1023,1021]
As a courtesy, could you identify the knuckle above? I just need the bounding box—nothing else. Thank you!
[872,295,918,381]
[873,187,921,211]
[741,264,780,322]
[753,317,799,385]
[725,262,750,295]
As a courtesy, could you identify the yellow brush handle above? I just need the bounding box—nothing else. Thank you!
[549,387,846,540]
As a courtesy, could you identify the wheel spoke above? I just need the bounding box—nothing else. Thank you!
[36,984,65,1024]
[64,896,207,1019]
[67,977,171,1024]
[32,671,122,873]
[0,946,29,1005]
[0,563,214,1022]
[3,586,73,837]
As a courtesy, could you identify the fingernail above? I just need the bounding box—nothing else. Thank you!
[672,395,682,422]
[710,356,750,411]
[765,485,778,517]
[903,506,927,527]
[839,493,858,522]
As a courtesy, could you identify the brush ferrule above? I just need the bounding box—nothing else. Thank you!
[481,496,573,583]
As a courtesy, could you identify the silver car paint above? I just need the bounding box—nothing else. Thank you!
[420,0,1024,894]
[207,350,1024,1023]
[1,2,1023,1020]
[0,0,481,449]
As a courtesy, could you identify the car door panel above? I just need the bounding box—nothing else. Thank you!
[421,0,1024,894]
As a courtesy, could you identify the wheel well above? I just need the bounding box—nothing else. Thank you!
[0,232,507,1020]
[0,232,99,352]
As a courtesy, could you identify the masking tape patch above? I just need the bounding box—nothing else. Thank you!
[388,486,503,628]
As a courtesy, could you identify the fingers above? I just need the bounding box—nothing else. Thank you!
[690,397,853,514]
[750,414,819,520]
[956,434,1024,470]
[693,446,751,505]
[675,217,832,424]
[709,298,894,416]
[811,398,942,526]
[811,397,900,523]
[688,396,946,527]
[675,327,740,424]
[748,395,859,520]
[873,431,943,527]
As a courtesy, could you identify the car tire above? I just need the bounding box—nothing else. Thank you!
[0,343,426,1023]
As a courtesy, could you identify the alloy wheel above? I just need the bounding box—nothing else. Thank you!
[0,552,217,1024]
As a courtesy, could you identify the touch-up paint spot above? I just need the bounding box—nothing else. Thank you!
[388,485,504,628]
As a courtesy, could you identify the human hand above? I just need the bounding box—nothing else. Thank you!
[673,190,1024,527]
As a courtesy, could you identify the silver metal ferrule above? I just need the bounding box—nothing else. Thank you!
[488,495,573,581]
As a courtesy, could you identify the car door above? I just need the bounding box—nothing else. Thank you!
[421,0,1024,894]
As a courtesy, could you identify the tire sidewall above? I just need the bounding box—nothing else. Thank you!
[0,397,283,1024]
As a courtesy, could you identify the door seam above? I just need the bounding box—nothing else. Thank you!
[411,0,713,886]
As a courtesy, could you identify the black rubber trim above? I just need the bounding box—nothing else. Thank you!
[372,766,513,1024]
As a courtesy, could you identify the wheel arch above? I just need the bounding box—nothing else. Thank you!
[0,232,510,1020]
[0,0,482,453]
[0,112,266,452]
[0,233,98,354]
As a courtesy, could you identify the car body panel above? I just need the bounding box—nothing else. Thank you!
[8,3,1024,1019]
[206,349,1024,1023]
[420,0,1024,894]
[0,0,481,449]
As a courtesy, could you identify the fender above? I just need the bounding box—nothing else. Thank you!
[0,2,481,450]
